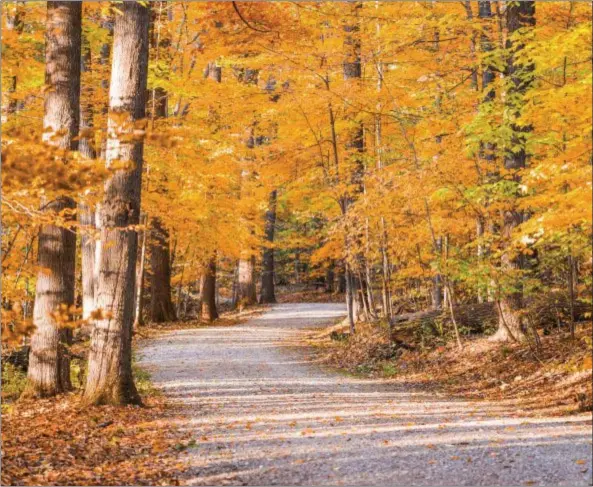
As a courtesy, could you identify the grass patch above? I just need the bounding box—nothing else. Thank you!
[1,363,27,407]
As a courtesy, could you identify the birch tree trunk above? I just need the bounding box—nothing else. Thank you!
[84,2,149,405]
[23,1,81,398]
[260,190,277,304]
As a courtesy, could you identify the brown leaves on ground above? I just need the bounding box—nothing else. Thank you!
[276,286,344,304]
[1,395,189,486]
[136,305,269,339]
[313,321,592,417]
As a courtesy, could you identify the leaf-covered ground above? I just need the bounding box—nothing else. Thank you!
[311,321,593,417]
[1,395,191,486]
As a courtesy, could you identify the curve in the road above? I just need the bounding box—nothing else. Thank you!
[139,303,592,486]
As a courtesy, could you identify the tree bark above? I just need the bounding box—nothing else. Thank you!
[84,1,149,405]
[493,1,535,342]
[201,254,219,322]
[260,190,277,304]
[149,218,176,322]
[238,255,257,307]
[23,1,81,399]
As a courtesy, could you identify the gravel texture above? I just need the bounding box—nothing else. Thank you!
[139,303,592,486]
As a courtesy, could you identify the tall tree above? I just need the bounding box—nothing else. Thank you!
[23,1,81,398]
[260,189,277,303]
[79,29,97,322]
[493,0,536,342]
[236,67,260,308]
[341,1,364,331]
[200,61,223,321]
[84,1,150,405]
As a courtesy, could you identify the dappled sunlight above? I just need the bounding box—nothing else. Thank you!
[139,303,593,486]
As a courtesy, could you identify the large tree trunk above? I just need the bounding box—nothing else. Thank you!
[149,218,176,323]
[260,190,277,304]
[492,1,535,342]
[84,2,149,405]
[23,1,81,399]
[201,254,219,322]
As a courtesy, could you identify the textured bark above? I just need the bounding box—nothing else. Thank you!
[84,2,149,405]
[23,1,81,398]
[201,255,219,322]
[260,190,277,304]
[493,1,535,343]
[237,255,257,307]
[149,218,176,323]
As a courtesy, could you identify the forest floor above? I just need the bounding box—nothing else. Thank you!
[0,307,268,486]
[138,302,592,486]
[311,320,593,418]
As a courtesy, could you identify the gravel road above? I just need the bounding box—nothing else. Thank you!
[139,303,592,486]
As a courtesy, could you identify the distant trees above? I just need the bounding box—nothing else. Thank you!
[2,0,591,406]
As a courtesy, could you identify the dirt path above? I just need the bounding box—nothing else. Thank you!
[139,303,592,486]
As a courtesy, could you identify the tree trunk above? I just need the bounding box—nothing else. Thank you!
[84,2,149,405]
[237,255,257,307]
[23,1,81,399]
[493,0,535,342]
[341,2,364,333]
[80,204,95,321]
[260,190,277,304]
[149,218,176,323]
[201,255,219,322]
[326,260,335,293]
[133,212,148,328]
[79,31,96,323]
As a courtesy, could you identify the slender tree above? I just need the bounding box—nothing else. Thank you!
[84,1,150,405]
[79,29,97,322]
[23,1,81,398]
[493,0,536,342]
[200,61,223,321]
[201,254,219,321]
[260,189,277,303]
[149,216,176,322]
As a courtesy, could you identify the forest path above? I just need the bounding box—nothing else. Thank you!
[139,303,592,486]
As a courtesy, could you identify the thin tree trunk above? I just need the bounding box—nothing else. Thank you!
[79,30,97,323]
[326,260,335,293]
[341,1,364,333]
[260,189,277,304]
[134,212,148,328]
[84,2,149,405]
[201,254,219,322]
[23,1,81,399]
[149,218,176,322]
